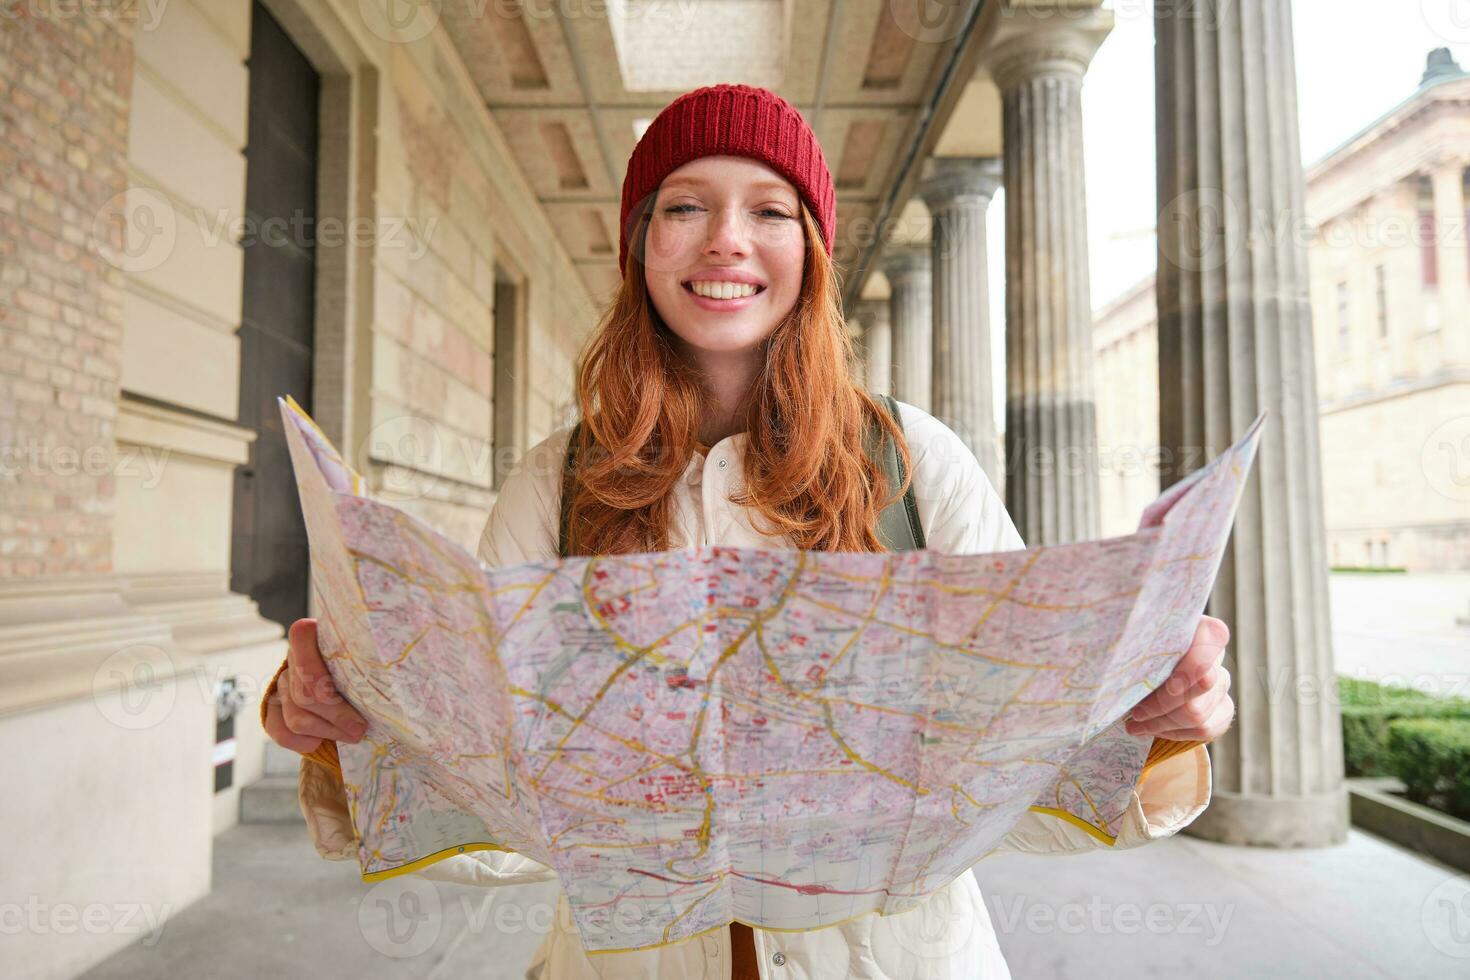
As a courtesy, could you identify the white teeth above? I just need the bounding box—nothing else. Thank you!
[689,280,759,300]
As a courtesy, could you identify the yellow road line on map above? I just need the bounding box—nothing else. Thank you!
[510,684,699,782]
[662,879,728,945]
[786,589,1071,669]
[549,817,625,847]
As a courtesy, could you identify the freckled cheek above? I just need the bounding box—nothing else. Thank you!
[644,222,700,274]
[766,238,806,301]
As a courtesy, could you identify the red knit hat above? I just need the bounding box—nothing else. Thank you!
[619,83,836,277]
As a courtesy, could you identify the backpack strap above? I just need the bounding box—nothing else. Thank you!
[557,396,926,557]
[558,421,581,559]
[870,393,927,552]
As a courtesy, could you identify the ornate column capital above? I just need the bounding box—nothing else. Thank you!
[984,2,1112,90]
[918,157,1003,213]
[881,244,931,286]
[852,297,891,329]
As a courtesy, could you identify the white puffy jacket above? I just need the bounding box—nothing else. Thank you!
[294,399,1212,979]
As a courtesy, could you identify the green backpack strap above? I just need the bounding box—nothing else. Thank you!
[870,393,926,552]
[557,396,925,557]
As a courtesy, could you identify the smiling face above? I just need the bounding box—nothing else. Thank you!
[640,155,807,363]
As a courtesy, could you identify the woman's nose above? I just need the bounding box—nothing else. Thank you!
[704,206,751,256]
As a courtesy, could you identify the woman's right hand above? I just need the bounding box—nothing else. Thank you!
[263,618,369,754]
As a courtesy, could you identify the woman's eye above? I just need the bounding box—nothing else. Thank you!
[662,204,791,219]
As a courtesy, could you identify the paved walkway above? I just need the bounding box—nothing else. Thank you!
[82,822,1470,979]
[976,824,1470,978]
[80,824,560,980]
[1330,571,1470,697]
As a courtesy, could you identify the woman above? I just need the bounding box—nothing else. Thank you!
[264,83,1234,979]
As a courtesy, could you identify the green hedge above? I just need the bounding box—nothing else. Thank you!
[1338,677,1470,777]
[1385,718,1470,821]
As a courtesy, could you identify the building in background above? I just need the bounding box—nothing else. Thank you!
[1094,48,1470,572]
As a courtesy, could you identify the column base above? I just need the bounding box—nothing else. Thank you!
[1184,785,1350,848]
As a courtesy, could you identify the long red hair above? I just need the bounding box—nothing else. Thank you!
[563,197,914,557]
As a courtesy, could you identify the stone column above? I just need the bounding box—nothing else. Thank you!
[988,4,1111,545]
[919,157,1003,480]
[883,246,933,411]
[1156,0,1347,846]
[853,298,893,397]
[1431,160,1469,359]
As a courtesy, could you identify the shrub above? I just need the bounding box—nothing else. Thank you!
[1384,718,1470,821]
[1338,677,1470,777]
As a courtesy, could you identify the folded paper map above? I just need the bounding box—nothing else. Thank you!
[279,395,1265,953]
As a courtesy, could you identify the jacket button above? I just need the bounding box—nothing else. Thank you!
[771,951,786,966]
[717,458,727,468]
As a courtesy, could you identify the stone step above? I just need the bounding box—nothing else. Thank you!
[264,740,299,777]
[239,776,302,824]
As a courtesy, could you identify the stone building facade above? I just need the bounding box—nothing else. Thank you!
[1093,50,1470,573]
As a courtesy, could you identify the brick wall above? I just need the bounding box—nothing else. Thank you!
[0,8,135,577]
[368,35,592,549]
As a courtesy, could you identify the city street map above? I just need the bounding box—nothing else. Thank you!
[279,395,1265,953]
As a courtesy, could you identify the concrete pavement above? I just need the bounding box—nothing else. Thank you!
[81,822,1470,979]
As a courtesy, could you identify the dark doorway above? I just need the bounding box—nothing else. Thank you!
[492,271,523,490]
[231,1,320,630]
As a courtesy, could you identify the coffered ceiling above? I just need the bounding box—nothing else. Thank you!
[437,0,1005,309]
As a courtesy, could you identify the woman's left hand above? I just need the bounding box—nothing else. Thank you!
[1123,614,1235,742]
